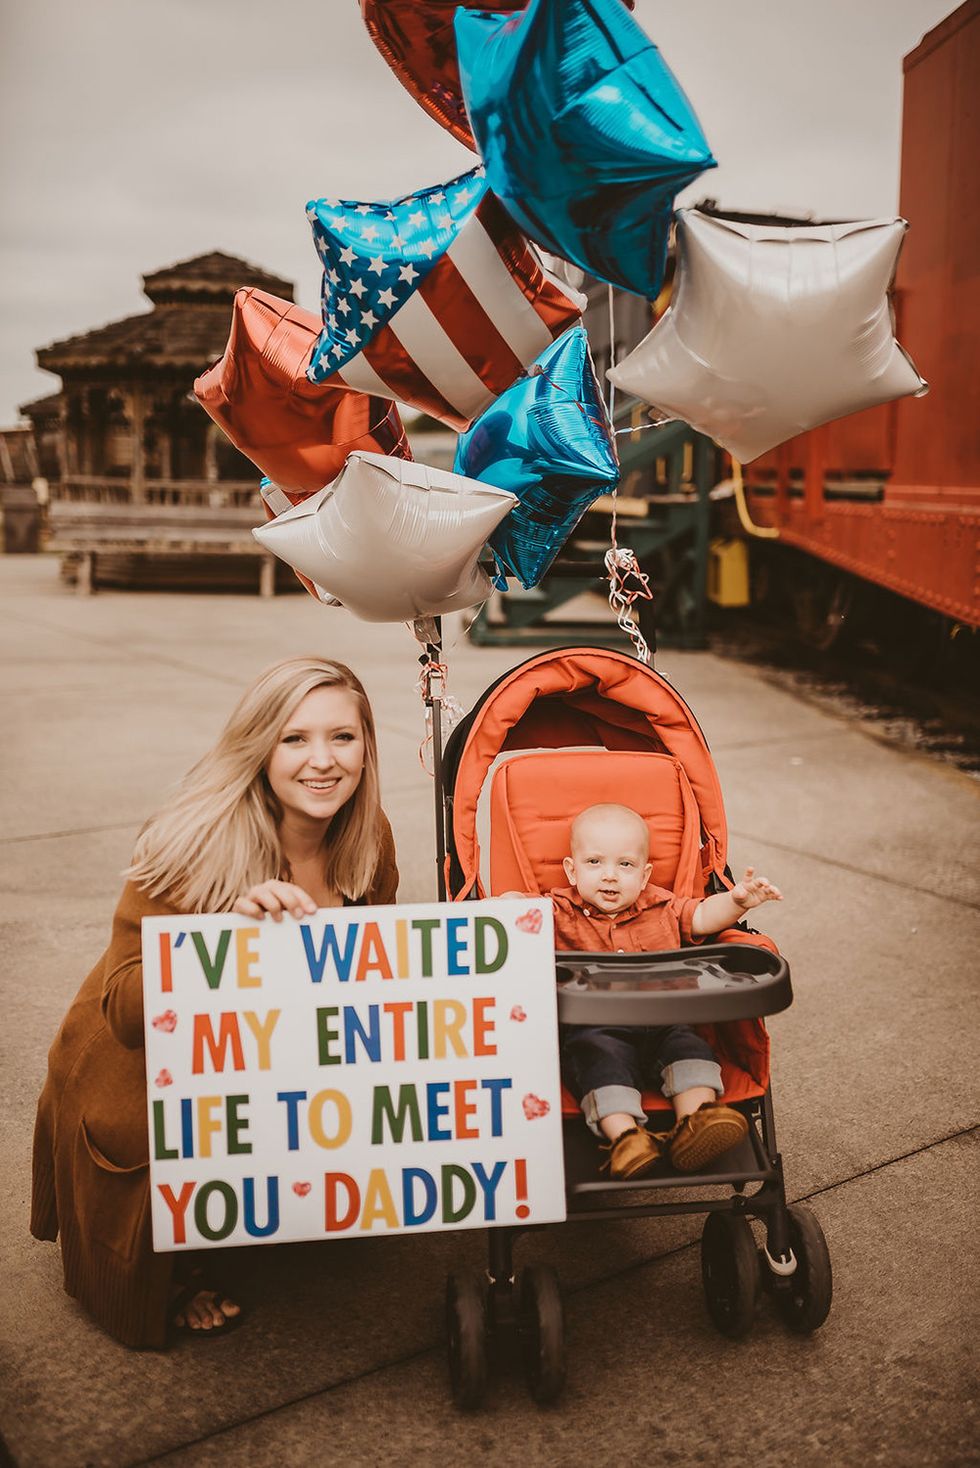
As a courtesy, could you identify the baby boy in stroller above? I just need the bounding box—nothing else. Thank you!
[551,803,781,1180]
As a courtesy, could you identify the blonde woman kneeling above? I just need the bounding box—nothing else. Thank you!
[31,657,398,1347]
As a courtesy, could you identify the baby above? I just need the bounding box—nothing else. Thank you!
[552,803,781,1180]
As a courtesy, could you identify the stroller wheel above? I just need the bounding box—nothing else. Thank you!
[445,1272,488,1409]
[700,1212,760,1339]
[519,1265,566,1404]
[775,1205,833,1334]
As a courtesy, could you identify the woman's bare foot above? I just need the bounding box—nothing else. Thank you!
[171,1274,241,1333]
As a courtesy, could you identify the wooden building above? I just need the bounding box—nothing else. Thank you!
[22,252,293,507]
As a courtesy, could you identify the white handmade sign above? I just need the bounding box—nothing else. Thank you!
[141,898,565,1251]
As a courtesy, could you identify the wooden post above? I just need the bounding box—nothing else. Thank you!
[158,424,172,483]
[204,424,219,485]
[259,555,275,598]
[77,551,94,595]
[77,388,90,474]
[90,388,109,478]
[62,392,77,479]
[129,385,146,503]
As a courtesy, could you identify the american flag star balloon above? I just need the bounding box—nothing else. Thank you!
[305,166,586,431]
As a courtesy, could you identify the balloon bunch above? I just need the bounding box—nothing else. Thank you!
[195,0,926,635]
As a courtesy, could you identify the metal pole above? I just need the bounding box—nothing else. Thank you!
[425,617,448,902]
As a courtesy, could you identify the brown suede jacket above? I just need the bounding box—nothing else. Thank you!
[30,815,398,1348]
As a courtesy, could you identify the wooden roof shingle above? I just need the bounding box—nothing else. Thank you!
[37,253,295,373]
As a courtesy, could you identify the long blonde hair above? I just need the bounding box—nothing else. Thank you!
[126,657,383,911]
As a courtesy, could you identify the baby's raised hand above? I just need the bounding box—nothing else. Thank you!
[731,867,782,910]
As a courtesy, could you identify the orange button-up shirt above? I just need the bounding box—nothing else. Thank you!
[549,883,701,953]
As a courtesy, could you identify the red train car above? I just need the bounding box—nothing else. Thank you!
[742,0,979,632]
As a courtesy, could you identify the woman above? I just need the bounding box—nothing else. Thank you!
[30,656,398,1347]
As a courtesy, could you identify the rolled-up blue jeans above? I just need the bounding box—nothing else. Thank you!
[561,1024,723,1136]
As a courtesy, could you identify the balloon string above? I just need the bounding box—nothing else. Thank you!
[604,546,653,666]
[416,654,449,703]
[416,651,463,776]
[606,282,617,426]
[612,419,665,437]
[606,283,620,551]
[528,297,653,667]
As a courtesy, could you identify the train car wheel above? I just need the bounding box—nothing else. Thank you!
[791,566,853,651]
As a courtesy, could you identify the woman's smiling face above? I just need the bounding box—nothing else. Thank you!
[265,685,365,827]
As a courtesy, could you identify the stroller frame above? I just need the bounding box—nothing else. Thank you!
[422,639,832,1406]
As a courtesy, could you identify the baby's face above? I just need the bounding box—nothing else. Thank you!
[562,811,653,915]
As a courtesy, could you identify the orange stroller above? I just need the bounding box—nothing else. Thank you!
[437,646,832,1406]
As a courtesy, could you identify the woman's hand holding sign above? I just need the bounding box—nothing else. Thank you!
[233,880,318,923]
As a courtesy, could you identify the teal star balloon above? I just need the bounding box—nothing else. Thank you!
[454,326,619,589]
[455,0,716,299]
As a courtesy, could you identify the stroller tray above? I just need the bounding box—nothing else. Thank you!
[555,943,791,1026]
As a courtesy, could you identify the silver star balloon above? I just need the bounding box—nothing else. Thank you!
[608,210,928,463]
[252,453,516,622]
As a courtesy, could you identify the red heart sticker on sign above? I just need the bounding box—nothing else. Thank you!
[515,908,543,934]
[292,1182,312,1197]
[522,1093,550,1120]
[154,1069,173,1088]
[151,1010,178,1033]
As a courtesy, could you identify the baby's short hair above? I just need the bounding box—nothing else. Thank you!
[569,803,650,858]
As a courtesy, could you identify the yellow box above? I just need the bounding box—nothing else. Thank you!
[707,537,751,608]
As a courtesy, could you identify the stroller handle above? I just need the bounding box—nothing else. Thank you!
[555,943,792,1026]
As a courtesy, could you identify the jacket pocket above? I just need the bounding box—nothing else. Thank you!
[75,1119,150,1264]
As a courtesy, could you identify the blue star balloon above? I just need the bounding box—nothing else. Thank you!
[455,0,716,299]
[454,325,619,589]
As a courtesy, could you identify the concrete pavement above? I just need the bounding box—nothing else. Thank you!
[0,556,977,1468]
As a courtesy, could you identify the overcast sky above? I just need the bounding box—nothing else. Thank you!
[0,0,954,424]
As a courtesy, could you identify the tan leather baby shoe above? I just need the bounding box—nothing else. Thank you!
[601,1126,667,1180]
[668,1102,748,1172]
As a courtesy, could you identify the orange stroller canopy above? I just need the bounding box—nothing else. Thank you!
[445,647,729,899]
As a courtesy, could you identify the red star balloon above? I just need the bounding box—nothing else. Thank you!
[360,0,634,147]
[360,2,528,148]
[195,288,411,494]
